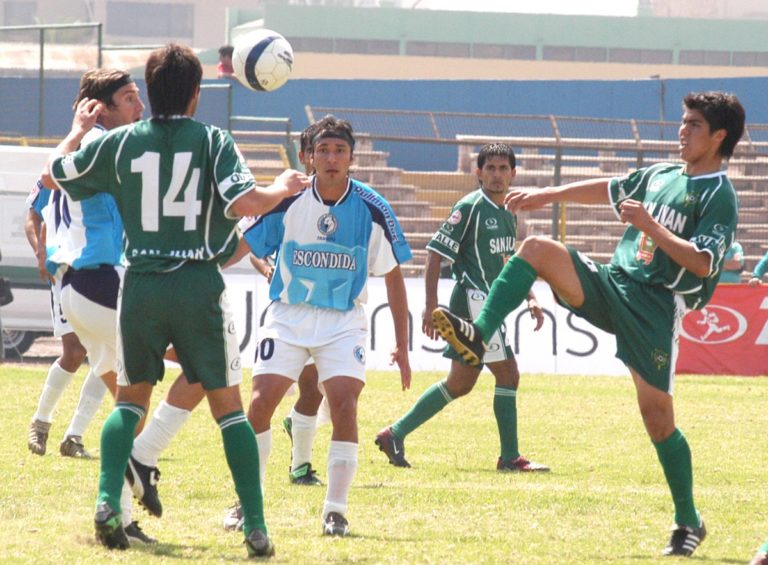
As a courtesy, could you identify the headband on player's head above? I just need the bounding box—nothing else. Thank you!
[92,76,134,105]
[311,129,355,151]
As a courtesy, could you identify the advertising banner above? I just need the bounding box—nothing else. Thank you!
[677,284,768,376]
[223,274,627,376]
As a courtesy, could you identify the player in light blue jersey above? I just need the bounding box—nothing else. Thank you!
[241,115,412,537]
[24,182,92,458]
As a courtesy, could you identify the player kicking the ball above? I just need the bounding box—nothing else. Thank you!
[432,91,745,558]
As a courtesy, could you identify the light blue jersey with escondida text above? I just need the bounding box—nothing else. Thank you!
[241,177,412,311]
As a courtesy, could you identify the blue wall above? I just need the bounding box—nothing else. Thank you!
[2,75,765,170]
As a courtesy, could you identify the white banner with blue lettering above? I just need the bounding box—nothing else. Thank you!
[224,273,627,376]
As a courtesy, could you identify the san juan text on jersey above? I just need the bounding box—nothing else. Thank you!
[609,162,738,309]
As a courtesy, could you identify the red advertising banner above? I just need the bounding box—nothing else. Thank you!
[677,284,768,376]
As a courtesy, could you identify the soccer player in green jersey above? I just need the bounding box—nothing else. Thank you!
[375,143,547,472]
[432,92,745,558]
[42,43,309,557]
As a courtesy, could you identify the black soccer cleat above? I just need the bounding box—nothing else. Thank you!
[124,521,157,545]
[431,307,485,366]
[94,501,129,550]
[125,455,163,518]
[662,520,707,557]
[289,462,323,485]
[245,528,275,558]
[375,427,410,468]
[322,512,349,537]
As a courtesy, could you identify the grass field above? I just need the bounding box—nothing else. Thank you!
[1,363,766,564]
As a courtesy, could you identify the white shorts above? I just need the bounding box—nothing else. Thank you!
[49,277,74,337]
[466,289,508,364]
[253,302,367,383]
[60,266,123,376]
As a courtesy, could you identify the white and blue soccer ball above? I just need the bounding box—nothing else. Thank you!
[232,29,294,92]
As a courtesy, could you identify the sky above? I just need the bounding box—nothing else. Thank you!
[415,0,638,17]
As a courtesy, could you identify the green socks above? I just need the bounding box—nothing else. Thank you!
[391,380,453,439]
[97,402,145,512]
[494,386,519,460]
[653,428,699,528]
[474,255,538,343]
[219,411,266,536]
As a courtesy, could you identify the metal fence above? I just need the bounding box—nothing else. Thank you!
[305,106,768,278]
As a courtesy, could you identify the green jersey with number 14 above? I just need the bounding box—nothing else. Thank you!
[51,117,255,273]
[608,162,738,310]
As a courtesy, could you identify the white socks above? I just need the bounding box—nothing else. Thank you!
[255,429,273,493]
[131,400,192,467]
[290,408,318,472]
[64,369,107,438]
[120,479,133,527]
[33,361,75,423]
[322,440,358,519]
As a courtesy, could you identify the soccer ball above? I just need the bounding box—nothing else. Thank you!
[232,29,294,92]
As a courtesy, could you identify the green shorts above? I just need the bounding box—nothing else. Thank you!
[118,261,242,390]
[557,247,684,393]
[444,284,514,368]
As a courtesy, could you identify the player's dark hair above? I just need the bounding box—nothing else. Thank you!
[145,43,202,118]
[311,114,355,152]
[73,68,133,110]
[683,92,746,158]
[300,122,321,154]
[477,143,516,169]
[219,45,234,58]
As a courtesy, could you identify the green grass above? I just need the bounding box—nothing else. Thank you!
[1,364,767,563]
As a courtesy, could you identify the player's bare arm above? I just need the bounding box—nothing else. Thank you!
[250,255,274,282]
[230,168,310,217]
[221,236,252,269]
[525,291,545,331]
[619,198,712,277]
[505,179,610,213]
[421,250,443,340]
[385,265,412,391]
[40,98,103,189]
[23,208,49,281]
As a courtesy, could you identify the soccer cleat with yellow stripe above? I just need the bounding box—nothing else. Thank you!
[431,307,486,366]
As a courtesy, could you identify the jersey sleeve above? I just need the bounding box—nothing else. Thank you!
[368,197,412,276]
[690,186,738,276]
[50,131,119,202]
[212,129,256,218]
[608,167,653,218]
[425,200,471,263]
[26,180,50,216]
[241,213,283,259]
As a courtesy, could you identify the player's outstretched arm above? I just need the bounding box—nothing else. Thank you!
[505,179,610,213]
[230,169,310,217]
[40,98,104,189]
[384,265,411,391]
